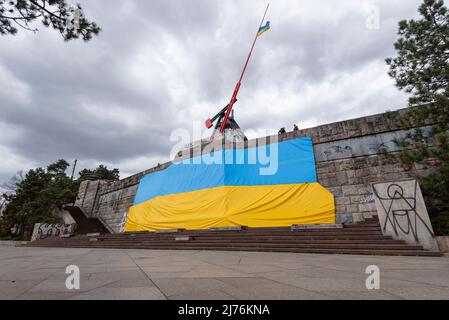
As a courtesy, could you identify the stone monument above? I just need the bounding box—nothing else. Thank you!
[371,179,439,251]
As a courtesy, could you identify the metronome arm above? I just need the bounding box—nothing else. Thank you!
[204,99,238,129]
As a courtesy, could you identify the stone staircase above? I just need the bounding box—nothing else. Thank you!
[28,217,441,257]
[64,206,110,235]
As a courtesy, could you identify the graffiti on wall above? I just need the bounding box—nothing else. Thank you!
[372,181,434,241]
[360,194,375,204]
[31,223,76,242]
[117,211,128,233]
[315,131,412,162]
[323,145,352,158]
[371,180,438,251]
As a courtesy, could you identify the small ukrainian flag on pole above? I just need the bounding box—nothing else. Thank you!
[257,21,270,37]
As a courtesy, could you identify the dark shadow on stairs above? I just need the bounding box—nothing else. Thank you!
[63,205,110,235]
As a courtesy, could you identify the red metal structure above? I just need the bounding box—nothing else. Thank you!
[205,4,270,133]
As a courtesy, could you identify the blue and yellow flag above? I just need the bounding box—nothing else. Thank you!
[125,137,335,232]
[257,21,270,37]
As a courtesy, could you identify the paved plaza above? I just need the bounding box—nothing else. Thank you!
[0,246,448,300]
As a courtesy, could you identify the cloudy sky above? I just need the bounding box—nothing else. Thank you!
[0,0,438,182]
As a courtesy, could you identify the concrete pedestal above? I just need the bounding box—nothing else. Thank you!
[372,179,439,251]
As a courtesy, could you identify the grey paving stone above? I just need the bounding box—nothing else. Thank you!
[379,269,449,288]
[218,277,333,300]
[16,292,79,300]
[1,247,449,300]
[0,286,33,300]
[383,286,449,300]
[320,290,401,300]
[69,287,166,300]
[169,290,237,300]
[152,278,230,297]
[104,277,155,288]
[28,278,116,293]
[258,271,368,292]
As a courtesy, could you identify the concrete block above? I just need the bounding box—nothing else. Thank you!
[436,236,449,253]
[175,236,191,241]
[358,203,377,213]
[352,213,365,223]
[326,187,343,197]
[86,233,100,237]
[335,171,348,185]
[372,180,439,251]
[335,205,347,214]
[336,213,353,225]
[362,212,375,219]
[155,229,185,234]
[0,241,29,247]
[291,224,343,231]
[210,226,246,232]
[335,197,351,205]
[342,185,360,196]
[346,205,359,213]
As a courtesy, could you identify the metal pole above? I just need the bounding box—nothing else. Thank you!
[70,159,78,181]
[219,3,270,133]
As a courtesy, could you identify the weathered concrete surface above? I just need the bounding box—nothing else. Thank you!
[372,180,439,252]
[0,241,28,247]
[437,237,449,253]
[74,109,435,232]
[1,247,448,300]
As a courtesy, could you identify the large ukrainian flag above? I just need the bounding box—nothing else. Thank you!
[125,136,335,232]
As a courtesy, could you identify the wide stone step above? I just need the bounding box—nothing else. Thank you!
[28,219,440,257]
[28,242,441,257]
[29,237,423,250]
[109,230,383,239]
[47,242,423,251]
[32,240,408,248]
[29,235,397,247]
[96,238,405,245]
[342,223,382,228]
[124,227,381,235]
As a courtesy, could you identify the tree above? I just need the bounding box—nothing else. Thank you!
[386,0,449,235]
[0,159,79,238]
[0,0,100,41]
[0,160,121,239]
[78,164,120,182]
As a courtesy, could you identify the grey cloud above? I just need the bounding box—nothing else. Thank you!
[0,0,430,181]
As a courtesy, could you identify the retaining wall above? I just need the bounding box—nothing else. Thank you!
[75,108,430,232]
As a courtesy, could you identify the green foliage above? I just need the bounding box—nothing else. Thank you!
[386,0,449,235]
[0,0,100,41]
[78,164,120,182]
[0,159,78,238]
[0,160,121,239]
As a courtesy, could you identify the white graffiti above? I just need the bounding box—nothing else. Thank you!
[360,194,375,204]
[31,223,76,241]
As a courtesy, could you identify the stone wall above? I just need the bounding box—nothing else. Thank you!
[75,163,171,232]
[95,185,138,233]
[76,108,431,232]
[75,180,108,218]
[313,132,432,224]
